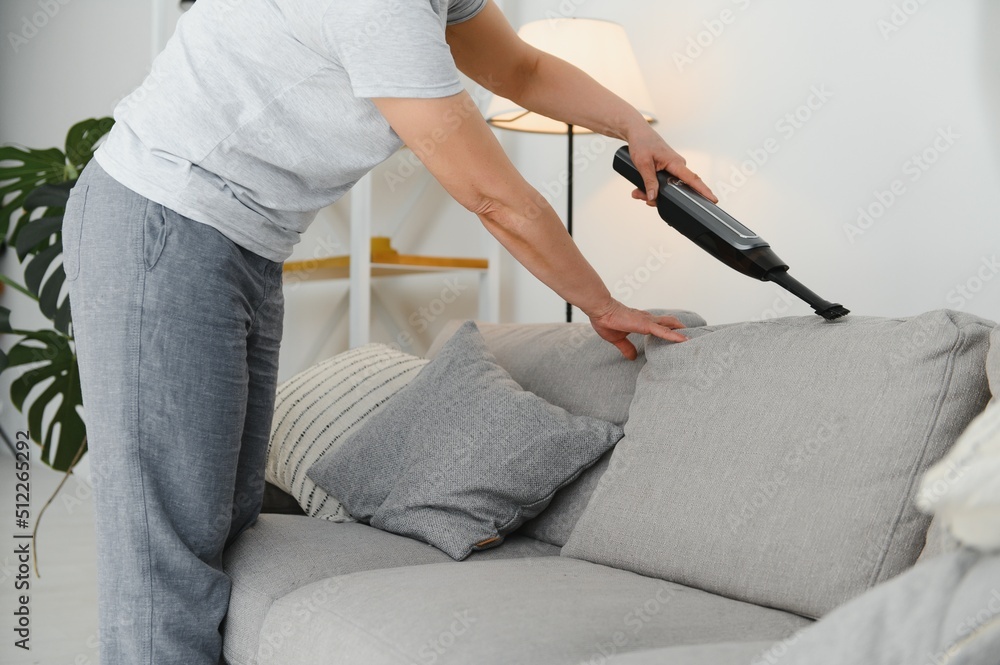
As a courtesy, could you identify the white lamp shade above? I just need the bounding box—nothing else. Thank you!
[485,18,655,134]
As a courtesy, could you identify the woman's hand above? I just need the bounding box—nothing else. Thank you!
[626,123,718,205]
[587,299,687,360]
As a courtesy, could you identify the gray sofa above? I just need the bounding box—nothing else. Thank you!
[222,309,1000,665]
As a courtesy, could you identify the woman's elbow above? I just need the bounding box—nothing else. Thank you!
[469,191,545,234]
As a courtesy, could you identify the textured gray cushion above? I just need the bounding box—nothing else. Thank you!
[221,514,558,665]
[427,309,707,547]
[563,310,994,619]
[307,320,624,560]
[254,557,811,665]
[520,450,612,547]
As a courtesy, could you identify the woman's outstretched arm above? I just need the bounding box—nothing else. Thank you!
[371,91,687,360]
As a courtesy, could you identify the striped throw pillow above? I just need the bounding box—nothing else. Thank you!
[266,343,428,521]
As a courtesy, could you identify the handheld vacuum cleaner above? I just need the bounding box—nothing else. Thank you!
[613,146,849,321]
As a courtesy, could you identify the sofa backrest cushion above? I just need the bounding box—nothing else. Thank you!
[561,310,995,619]
[426,309,707,547]
[426,309,708,425]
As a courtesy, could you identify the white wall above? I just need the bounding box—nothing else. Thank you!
[504,0,1000,326]
[2,0,998,442]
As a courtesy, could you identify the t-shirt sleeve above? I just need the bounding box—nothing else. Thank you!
[447,0,487,25]
[323,0,466,99]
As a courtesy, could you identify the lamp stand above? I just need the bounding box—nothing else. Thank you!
[566,123,574,323]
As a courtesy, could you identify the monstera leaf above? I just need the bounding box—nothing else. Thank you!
[0,117,113,249]
[16,183,74,334]
[64,117,114,172]
[4,329,85,472]
[0,145,65,248]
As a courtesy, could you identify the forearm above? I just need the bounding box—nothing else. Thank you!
[512,49,650,142]
[477,190,613,318]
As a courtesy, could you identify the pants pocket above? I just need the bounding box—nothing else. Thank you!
[61,184,89,282]
[143,201,168,272]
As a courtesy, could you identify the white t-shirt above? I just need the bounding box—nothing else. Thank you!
[95,0,487,262]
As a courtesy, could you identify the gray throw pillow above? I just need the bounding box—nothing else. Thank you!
[562,310,994,618]
[306,320,624,560]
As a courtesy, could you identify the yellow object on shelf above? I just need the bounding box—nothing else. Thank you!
[283,236,488,282]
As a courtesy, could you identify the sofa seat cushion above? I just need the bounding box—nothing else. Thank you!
[250,557,811,665]
[222,514,558,665]
[601,641,778,665]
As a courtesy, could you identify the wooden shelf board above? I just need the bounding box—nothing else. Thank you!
[283,253,488,282]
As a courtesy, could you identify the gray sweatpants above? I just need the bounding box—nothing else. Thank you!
[64,159,285,664]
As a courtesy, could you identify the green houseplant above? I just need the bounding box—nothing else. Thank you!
[0,117,114,570]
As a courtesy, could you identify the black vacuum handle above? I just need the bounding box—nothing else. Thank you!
[613,147,769,251]
[612,147,671,197]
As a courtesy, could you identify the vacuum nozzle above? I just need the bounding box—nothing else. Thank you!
[765,269,850,320]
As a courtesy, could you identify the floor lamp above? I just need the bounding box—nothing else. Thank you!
[485,18,656,322]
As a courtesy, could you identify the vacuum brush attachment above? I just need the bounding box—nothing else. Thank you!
[613,147,849,321]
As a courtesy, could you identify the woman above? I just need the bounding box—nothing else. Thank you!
[63,0,717,663]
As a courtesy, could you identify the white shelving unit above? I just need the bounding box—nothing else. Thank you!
[343,174,500,347]
[283,187,500,348]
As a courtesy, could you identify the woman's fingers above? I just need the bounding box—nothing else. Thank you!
[589,301,689,358]
[636,312,687,343]
[666,161,718,203]
[634,154,660,204]
[613,337,639,361]
[649,324,688,343]
[653,315,685,330]
[631,164,718,206]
